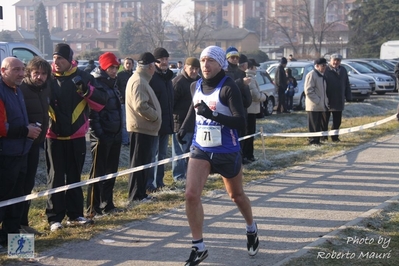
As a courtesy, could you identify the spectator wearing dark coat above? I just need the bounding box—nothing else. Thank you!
[321,54,352,142]
[275,57,289,113]
[86,52,123,217]
[116,57,134,146]
[19,57,51,235]
[171,57,200,181]
[148,47,174,192]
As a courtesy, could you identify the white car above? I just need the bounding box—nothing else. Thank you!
[256,70,278,116]
[341,61,394,95]
[267,61,314,110]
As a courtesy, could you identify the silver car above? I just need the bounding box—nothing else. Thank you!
[349,76,372,102]
[341,61,394,95]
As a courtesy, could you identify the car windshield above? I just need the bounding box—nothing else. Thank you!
[347,62,374,74]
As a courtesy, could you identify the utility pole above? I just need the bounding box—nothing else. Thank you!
[38,22,41,52]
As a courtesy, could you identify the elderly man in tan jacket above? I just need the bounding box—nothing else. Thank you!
[304,58,329,145]
[126,52,162,202]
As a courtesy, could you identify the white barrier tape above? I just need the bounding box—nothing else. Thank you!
[238,132,261,141]
[1,114,396,208]
[0,153,190,208]
[262,114,397,138]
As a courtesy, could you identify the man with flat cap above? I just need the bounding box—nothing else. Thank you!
[46,43,107,231]
[321,53,352,142]
[304,58,329,145]
[126,52,162,202]
[171,57,200,182]
[177,46,259,265]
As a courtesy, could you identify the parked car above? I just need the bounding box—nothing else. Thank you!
[77,60,99,71]
[256,70,278,116]
[267,61,374,110]
[0,42,42,63]
[259,60,279,71]
[341,61,394,95]
[267,61,314,110]
[348,59,397,91]
[349,76,372,102]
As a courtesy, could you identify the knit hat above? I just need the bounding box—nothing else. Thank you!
[200,46,228,69]
[153,47,169,59]
[53,43,73,63]
[239,54,248,64]
[225,46,239,58]
[280,57,288,64]
[99,52,119,70]
[314,58,327,65]
[185,57,200,68]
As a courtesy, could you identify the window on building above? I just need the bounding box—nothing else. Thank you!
[29,15,34,20]
[223,1,228,6]
[122,2,128,8]
[76,43,81,51]
[199,42,206,49]
[86,3,94,9]
[29,7,34,11]
[223,11,227,16]
[215,41,221,47]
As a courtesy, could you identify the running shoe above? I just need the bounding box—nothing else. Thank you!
[184,247,208,266]
[247,224,260,256]
[66,217,94,226]
[50,222,63,232]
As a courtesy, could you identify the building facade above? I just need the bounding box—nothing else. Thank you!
[14,0,162,32]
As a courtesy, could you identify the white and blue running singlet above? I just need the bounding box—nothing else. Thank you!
[192,76,240,153]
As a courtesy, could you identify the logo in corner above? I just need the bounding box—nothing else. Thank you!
[8,234,34,258]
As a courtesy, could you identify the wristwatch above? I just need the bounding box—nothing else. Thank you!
[212,111,219,117]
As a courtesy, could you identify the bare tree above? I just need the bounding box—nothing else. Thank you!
[173,11,213,57]
[268,0,343,57]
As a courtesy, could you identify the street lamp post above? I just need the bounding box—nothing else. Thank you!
[260,17,264,47]
[38,22,41,53]
[339,36,343,56]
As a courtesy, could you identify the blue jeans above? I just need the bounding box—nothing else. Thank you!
[171,132,193,181]
[147,134,170,189]
[121,104,129,145]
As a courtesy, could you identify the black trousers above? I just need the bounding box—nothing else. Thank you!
[277,90,287,112]
[87,133,122,215]
[321,111,342,141]
[0,154,27,244]
[242,113,257,159]
[45,137,86,223]
[128,132,157,202]
[308,111,323,144]
[21,142,42,226]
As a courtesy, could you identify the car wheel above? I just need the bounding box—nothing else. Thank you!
[264,97,274,116]
[298,93,306,110]
[376,91,386,95]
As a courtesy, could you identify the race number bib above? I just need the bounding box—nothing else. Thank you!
[196,125,222,147]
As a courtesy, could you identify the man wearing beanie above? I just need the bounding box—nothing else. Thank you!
[275,56,289,113]
[46,43,107,231]
[177,46,260,264]
[147,47,174,192]
[171,57,200,182]
[86,52,124,218]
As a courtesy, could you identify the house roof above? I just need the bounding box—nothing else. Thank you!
[52,29,102,42]
[7,29,63,42]
[205,28,256,41]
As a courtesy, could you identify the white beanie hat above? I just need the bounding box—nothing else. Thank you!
[200,46,228,69]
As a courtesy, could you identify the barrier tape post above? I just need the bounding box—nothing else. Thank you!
[260,126,266,160]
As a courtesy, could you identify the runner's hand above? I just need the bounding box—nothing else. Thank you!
[194,100,212,119]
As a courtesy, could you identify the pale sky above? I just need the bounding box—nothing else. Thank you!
[0,0,192,32]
